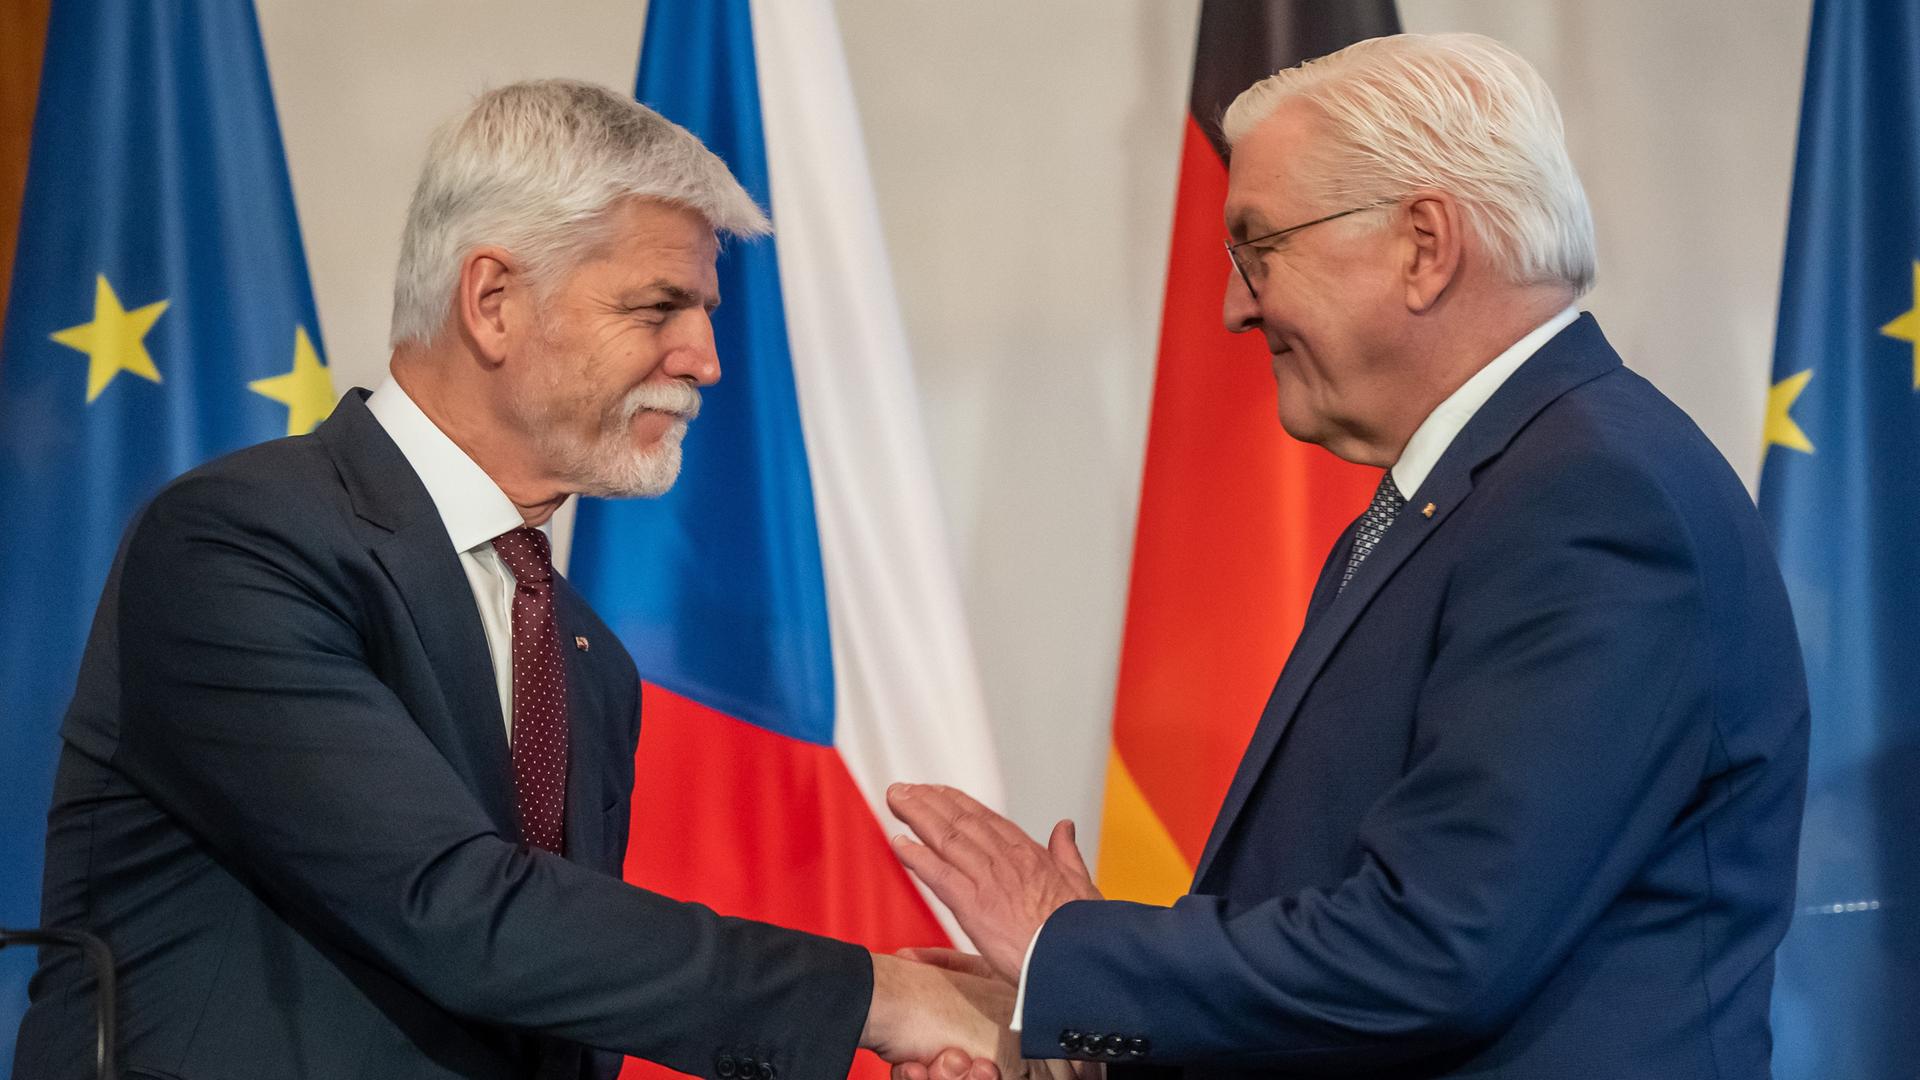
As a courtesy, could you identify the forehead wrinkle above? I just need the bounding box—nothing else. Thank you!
[1227,156,1304,242]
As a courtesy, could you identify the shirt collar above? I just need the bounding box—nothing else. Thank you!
[1389,305,1580,500]
[365,376,532,554]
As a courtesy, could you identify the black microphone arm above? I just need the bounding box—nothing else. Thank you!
[0,926,117,1080]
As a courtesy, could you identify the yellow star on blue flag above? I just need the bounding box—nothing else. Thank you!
[49,274,168,403]
[249,326,335,435]
[1764,369,1815,454]
[1878,259,1920,388]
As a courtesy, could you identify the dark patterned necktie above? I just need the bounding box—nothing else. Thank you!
[491,527,569,854]
[1340,471,1405,595]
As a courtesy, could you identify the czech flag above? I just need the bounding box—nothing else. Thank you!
[564,4,1003,1078]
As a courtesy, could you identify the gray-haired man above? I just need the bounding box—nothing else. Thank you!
[14,80,1001,1080]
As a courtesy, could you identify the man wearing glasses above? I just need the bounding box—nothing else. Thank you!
[888,32,1809,1080]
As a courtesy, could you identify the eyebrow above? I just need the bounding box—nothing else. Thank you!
[648,281,720,311]
[1225,210,1274,243]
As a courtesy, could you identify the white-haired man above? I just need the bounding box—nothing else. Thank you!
[889,34,1808,1079]
[15,80,1004,1080]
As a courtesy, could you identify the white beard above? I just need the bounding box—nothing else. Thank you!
[531,379,702,499]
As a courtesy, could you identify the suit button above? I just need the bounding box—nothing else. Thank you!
[1059,1030,1082,1052]
[1128,1038,1150,1058]
[759,1064,776,1080]
[1102,1034,1126,1057]
[717,1056,737,1079]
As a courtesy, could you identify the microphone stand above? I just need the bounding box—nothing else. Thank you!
[0,927,117,1080]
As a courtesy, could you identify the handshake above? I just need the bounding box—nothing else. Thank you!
[856,783,1108,1080]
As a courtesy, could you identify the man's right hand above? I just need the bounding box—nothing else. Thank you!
[860,951,1013,1071]
[874,950,1105,1080]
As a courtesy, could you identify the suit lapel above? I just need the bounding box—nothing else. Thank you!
[318,392,520,840]
[1191,315,1623,888]
[371,527,520,840]
[1301,524,1357,628]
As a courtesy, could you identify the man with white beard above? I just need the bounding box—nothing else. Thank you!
[14,80,1006,1080]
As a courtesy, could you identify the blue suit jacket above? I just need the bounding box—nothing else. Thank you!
[14,392,871,1080]
[1023,316,1809,1077]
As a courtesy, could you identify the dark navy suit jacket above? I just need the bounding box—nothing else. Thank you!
[14,392,871,1080]
[1023,316,1809,1078]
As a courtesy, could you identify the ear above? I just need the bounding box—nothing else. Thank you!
[455,245,522,368]
[1401,191,1463,313]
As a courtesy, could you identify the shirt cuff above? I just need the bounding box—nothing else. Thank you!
[1008,925,1045,1033]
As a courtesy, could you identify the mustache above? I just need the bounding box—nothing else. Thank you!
[609,381,702,427]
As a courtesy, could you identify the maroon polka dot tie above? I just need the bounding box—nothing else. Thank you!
[492,527,569,854]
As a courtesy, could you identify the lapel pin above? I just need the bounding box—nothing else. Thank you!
[574,635,590,652]
[1422,502,1436,518]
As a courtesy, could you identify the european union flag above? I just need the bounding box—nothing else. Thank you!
[1760,0,1920,1073]
[0,1,331,1062]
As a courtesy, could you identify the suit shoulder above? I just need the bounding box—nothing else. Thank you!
[1540,367,1736,474]
[126,431,356,568]
[1495,367,1744,508]
[145,431,345,526]
[1464,365,1768,589]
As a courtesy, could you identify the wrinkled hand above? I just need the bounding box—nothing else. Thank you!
[886,784,1102,983]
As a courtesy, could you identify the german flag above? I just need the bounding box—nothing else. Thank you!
[1097,0,1401,904]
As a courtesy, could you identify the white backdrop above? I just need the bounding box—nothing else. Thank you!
[257,0,1812,855]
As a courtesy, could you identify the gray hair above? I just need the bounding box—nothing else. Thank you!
[1223,33,1595,295]
[389,78,770,347]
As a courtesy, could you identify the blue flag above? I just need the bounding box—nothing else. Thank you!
[1760,0,1920,1073]
[0,1,331,1061]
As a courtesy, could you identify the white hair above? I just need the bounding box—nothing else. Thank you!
[389,78,770,347]
[1223,33,1595,295]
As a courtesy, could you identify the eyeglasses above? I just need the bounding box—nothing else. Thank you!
[1225,200,1395,300]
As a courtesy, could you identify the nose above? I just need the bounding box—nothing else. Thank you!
[666,309,722,386]
[1222,264,1261,334]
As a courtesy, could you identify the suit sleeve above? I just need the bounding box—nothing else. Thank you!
[111,472,871,1080]
[1021,450,1715,1070]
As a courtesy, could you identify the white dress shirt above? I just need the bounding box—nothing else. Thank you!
[1010,305,1582,1031]
[366,376,548,742]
